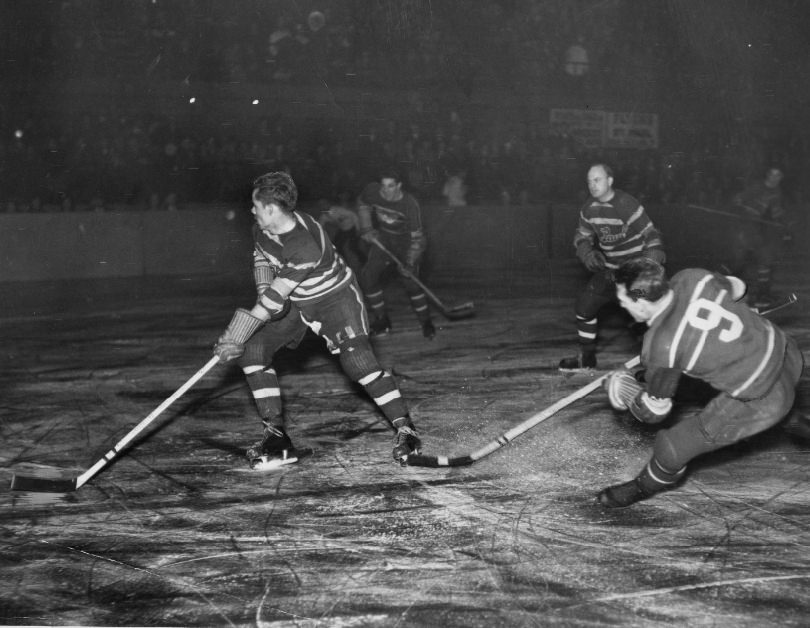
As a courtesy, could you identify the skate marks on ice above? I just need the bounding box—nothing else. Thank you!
[1,269,810,625]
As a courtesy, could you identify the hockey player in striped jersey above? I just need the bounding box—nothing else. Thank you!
[357,169,436,339]
[213,172,421,468]
[559,163,666,371]
[598,257,805,507]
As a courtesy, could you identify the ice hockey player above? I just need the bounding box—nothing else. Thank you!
[559,163,666,371]
[729,166,787,310]
[213,171,421,468]
[356,168,436,339]
[599,256,806,507]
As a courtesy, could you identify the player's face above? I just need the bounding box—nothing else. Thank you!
[587,167,613,201]
[379,177,402,202]
[616,284,650,322]
[251,197,274,230]
[765,169,783,188]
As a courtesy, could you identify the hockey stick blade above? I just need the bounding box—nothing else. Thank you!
[443,301,476,320]
[369,237,474,322]
[10,355,219,493]
[10,474,78,493]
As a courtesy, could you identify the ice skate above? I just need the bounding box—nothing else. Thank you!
[246,425,299,471]
[558,349,597,372]
[596,479,653,508]
[392,424,421,464]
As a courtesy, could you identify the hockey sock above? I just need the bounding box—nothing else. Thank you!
[408,292,431,324]
[243,365,283,423]
[358,370,409,422]
[366,289,387,319]
[575,315,598,346]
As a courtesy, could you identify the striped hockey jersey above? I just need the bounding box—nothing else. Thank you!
[252,211,353,315]
[574,189,664,270]
[642,269,789,400]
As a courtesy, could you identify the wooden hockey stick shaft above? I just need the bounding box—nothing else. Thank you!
[757,293,797,316]
[75,355,220,488]
[369,237,475,318]
[11,355,221,492]
[686,204,782,227]
[406,355,641,467]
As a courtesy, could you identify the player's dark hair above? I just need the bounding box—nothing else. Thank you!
[589,162,614,179]
[252,171,298,212]
[614,257,669,301]
[378,167,402,184]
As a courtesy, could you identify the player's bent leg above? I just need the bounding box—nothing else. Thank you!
[338,335,420,461]
[237,320,306,470]
[559,314,597,371]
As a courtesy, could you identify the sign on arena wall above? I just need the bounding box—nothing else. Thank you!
[549,108,659,149]
[603,111,659,149]
[549,108,606,148]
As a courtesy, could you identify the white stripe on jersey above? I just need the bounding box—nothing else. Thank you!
[684,289,727,372]
[669,273,713,368]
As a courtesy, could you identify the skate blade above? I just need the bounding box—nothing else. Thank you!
[558,367,596,374]
[250,454,299,472]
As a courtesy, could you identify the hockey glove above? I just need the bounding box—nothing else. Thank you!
[581,249,607,272]
[627,392,673,424]
[214,308,265,363]
[404,232,426,271]
[605,370,673,423]
[604,370,644,411]
[360,228,380,244]
[644,248,666,266]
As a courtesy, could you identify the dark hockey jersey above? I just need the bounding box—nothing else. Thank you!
[357,182,423,237]
[642,269,788,400]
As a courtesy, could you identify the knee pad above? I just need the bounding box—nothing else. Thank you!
[338,335,381,382]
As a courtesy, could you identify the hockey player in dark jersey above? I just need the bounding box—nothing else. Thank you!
[213,172,421,468]
[729,166,786,309]
[356,169,436,339]
[559,163,666,371]
[598,257,805,507]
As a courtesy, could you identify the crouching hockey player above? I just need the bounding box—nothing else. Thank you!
[598,256,806,507]
[213,171,421,469]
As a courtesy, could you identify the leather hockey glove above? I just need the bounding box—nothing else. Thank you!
[605,369,673,424]
[627,392,673,424]
[214,308,265,362]
[644,248,666,266]
[404,233,426,272]
[581,249,607,272]
[604,370,644,411]
[360,228,380,244]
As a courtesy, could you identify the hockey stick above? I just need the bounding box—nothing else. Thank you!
[755,292,797,316]
[406,355,641,467]
[10,355,220,492]
[369,237,475,320]
[686,204,782,228]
